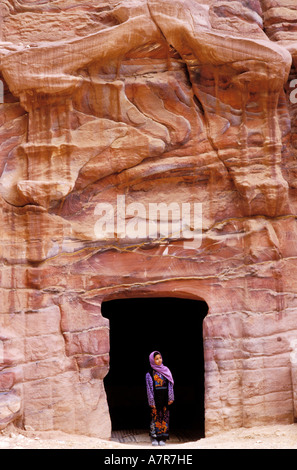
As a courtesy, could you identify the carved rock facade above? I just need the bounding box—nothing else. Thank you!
[1,0,297,437]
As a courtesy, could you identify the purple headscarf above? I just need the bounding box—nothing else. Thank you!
[149,351,174,384]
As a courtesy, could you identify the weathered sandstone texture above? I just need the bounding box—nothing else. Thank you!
[1,0,297,437]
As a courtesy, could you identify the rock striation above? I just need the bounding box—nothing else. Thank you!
[1,0,297,437]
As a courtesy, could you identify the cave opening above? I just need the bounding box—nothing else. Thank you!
[101,297,208,440]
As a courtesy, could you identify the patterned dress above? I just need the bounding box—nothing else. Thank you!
[146,369,174,441]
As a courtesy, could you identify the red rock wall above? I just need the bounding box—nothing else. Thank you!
[1,0,297,437]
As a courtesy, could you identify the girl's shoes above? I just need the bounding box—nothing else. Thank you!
[151,438,166,446]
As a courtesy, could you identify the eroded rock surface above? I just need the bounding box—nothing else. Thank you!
[0,0,297,437]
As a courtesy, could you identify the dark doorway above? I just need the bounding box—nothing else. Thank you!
[101,297,208,440]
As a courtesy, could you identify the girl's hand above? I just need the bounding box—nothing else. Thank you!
[168,401,173,405]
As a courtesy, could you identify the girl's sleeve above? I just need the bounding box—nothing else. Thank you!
[168,381,174,403]
[146,372,155,407]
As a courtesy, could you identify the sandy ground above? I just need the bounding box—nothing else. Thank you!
[1,423,297,449]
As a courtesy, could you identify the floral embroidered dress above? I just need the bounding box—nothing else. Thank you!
[146,370,174,441]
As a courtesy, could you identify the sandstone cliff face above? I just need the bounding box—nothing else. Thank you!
[1,0,297,438]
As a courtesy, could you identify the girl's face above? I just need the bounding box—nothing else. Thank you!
[154,354,162,366]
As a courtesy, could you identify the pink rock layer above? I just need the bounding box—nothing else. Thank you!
[0,0,297,437]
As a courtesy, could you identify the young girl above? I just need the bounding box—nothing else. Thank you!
[145,351,174,446]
